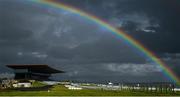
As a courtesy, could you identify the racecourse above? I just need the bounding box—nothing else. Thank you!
[0,85,180,96]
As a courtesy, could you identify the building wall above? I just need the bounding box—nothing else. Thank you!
[13,83,31,88]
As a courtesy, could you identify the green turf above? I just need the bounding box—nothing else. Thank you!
[31,81,47,87]
[0,85,180,96]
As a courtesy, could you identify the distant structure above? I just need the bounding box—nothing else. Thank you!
[6,64,64,80]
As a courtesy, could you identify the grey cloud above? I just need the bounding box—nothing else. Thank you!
[104,63,161,75]
[109,13,160,34]
[0,73,14,79]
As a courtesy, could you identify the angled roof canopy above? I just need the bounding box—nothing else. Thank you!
[6,64,64,74]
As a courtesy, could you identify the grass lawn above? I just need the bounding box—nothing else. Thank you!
[31,81,47,87]
[0,85,180,96]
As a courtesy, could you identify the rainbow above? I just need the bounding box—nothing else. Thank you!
[29,0,179,83]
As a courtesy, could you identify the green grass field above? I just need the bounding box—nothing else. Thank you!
[31,81,47,87]
[0,85,180,96]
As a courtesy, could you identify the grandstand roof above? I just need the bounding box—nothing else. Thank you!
[6,64,64,74]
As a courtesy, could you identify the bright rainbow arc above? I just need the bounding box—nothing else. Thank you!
[30,0,179,84]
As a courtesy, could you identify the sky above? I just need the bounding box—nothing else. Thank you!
[0,0,180,83]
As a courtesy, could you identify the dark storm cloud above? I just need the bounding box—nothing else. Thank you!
[0,0,179,82]
[59,0,180,53]
[114,0,180,53]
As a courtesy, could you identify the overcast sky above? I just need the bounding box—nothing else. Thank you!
[0,0,180,83]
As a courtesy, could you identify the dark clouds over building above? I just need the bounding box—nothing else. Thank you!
[0,0,180,82]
